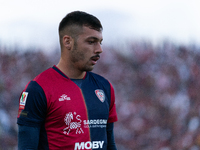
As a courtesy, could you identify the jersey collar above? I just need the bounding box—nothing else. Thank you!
[52,65,87,80]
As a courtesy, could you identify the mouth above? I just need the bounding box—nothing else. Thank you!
[91,55,100,65]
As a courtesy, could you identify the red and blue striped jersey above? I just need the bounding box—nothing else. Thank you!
[17,65,118,150]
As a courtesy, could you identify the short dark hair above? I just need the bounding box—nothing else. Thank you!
[58,11,103,48]
[59,11,103,32]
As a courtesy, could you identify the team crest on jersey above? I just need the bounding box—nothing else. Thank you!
[95,89,105,103]
[63,112,84,135]
[20,92,28,106]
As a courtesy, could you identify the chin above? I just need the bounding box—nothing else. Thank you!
[85,66,94,72]
[87,68,94,72]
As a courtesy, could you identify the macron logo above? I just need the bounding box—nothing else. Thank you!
[59,94,71,101]
[74,141,104,150]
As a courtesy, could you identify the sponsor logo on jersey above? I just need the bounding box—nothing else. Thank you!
[59,94,71,101]
[74,141,104,150]
[83,119,107,128]
[83,119,107,125]
[63,112,84,135]
[95,89,105,102]
[20,92,28,106]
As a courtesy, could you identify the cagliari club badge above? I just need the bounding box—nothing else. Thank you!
[95,89,105,102]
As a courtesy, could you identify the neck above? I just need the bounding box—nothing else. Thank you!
[56,58,86,79]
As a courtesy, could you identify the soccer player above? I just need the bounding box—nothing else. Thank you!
[17,11,118,150]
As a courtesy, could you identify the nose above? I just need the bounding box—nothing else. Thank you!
[95,43,103,54]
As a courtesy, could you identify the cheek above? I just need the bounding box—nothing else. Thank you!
[71,49,86,63]
[76,46,91,61]
[77,51,85,61]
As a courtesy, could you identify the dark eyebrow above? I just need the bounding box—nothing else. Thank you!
[87,37,103,42]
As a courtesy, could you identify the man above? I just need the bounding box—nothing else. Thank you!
[17,11,118,150]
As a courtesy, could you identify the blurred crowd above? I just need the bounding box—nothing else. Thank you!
[1,41,200,150]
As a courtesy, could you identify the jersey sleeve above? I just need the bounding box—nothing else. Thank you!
[17,81,47,127]
[18,124,40,149]
[108,83,118,123]
[107,122,117,150]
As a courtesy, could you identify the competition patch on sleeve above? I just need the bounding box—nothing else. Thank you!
[18,92,28,118]
[20,92,28,106]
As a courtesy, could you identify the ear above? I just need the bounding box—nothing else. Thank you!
[63,35,73,50]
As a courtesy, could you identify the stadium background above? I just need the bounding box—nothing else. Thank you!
[1,0,200,149]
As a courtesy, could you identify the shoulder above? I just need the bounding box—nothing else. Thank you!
[87,71,109,83]
[33,67,65,87]
[33,67,55,81]
[28,67,58,95]
[87,72,113,91]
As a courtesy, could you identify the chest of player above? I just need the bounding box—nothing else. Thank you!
[44,80,110,125]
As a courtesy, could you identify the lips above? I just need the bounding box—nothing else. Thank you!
[91,55,100,64]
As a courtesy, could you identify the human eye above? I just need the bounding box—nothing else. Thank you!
[88,40,95,44]
[87,37,102,45]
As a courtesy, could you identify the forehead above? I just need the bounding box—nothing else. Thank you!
[78,26,103,40]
